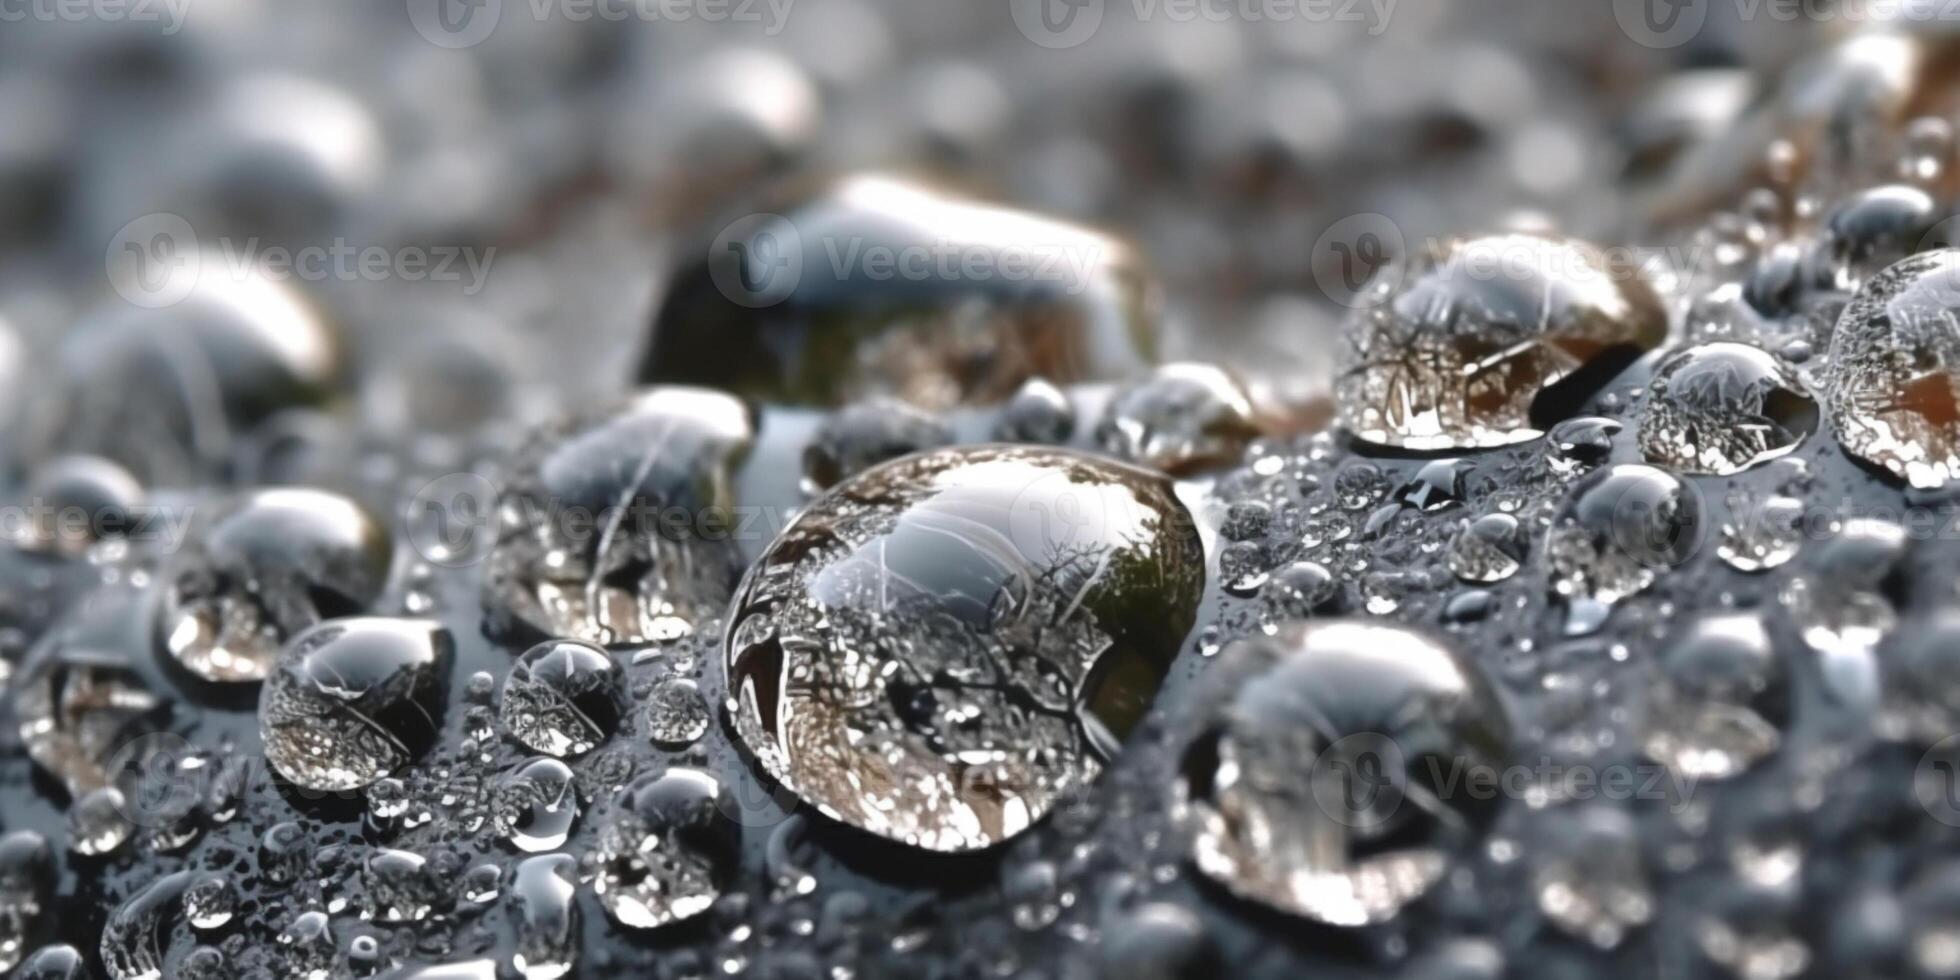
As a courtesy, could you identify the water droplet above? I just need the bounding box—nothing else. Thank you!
[1545,416,1622,477]
[1448,513,1525,583]
[161,488,391,683]
[259,618,453,792]
[1262,560,1340,617]
[1333,463,1388,511]
[496,758,580,853]
[500,640,624,758]
[510,853,579,980]
[1100,903,1211,979]
[1095,363,1260,474]
[640,174,1155,409]
[1336,234,1665,450]
[1718,496,1805,572]
[16,944,84,980]
[1531,807,1652,949]
[1637,343,1817,475]
[1782,519,1904,709]
[993,378,1075,445]
[258,822,309,885]
[726,446,1204,852]
[484,388,753,645]
[1825,249,1960,488]
[1546,465,1703,630]
[362,848,438,922]
[4,456,144,557]
[643,677,710,748]
[0,832,52,973]
[582,768,735,930]
[68,788,133,856]
[1180,621,1511,926]
[101,871,192,980]
[276,910,335,980]
[1397,458,1468,512]
[1813,184,1938,290]
[182,874,236,930]
[803,397,954,493]
[1641,613,1786,780]
[16,589,169,797]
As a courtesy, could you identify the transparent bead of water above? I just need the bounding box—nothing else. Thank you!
[1448,513,1526,584]
[1717,496,1805,572]
[258,618,453,792]
[15,944,84,980]
[1333,463,1388,511]
[1780,519,1904,710]
[4,456,145,558]
[1879,610,1960,744]
[1094,363,1261,475]
[496,757,580,853]
[100,871,192,980]
[1397,458,1468,512]
[1637,343,1817,475]
[1179,620,1511,927]
[1546,465,1702,631]
[160,488,391,683]
[182,874,236,930]
[993,377,1076,445]
[501,640,624,758]
[1336,234,1665,451]
[802,397,954,493]
[276,909,335,980]
[362,849,438,923]
[510,853,579,980]
[1642,612,1786,781]
[643,677,710,748]
[725,446,1204,852]
[68,787,133,857]
[581,768,735,930]
[1546,416,1622,477]
[1530,806,1653,949]
[1825,250,1960,489]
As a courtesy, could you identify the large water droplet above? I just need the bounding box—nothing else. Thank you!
[1336,234,1665,450]
[258,618,453,791]
[101,871,192,980]
[1094,363,1261,474]
[509,853,578,980]
[1825,250,1960,488]
[484,388,754,645]
[1448,513,1526,584]
[1178,620,1511,926]
[161,488,391,683]
[1546,464,1703,632]
[500,640,623,758]
[725,446,1204,852]
[1641,612,1787,780]
[1637,343,1817,475]
[496,758,580,853]
[581,768,735,930]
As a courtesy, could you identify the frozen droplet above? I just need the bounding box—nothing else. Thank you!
[1641,613,1786,780]
[993,377,1075,445]
[1447,513,1525,584]
[161,488,391,683]
[496,757,580,853]
[582,768,735,930]
[182,875,235,931]
[1095,363,1261,475]
[1637,343,1817,475]
[510,853,579,980]
[1717,496,1805,573]
[1825,250,1960,488]
[484,388,753,646]
[639,174,1156,409]
[802,397,954,493]
[726,446,1204,852]
[500,640,623,758]
[1531,807,1652,949]
[1336,234,1665,451]
[258,618,453,792]
[643,677,710,748]
[1546,465,1703,628]
[1179,621,1511,927]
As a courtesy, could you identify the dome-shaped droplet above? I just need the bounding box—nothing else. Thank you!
[726,445,1204,852]
[181,874,236,931]
[1879,610,1960,744]
[642,677,710,748]
[581,768,735,930]
[362,848,439,923]
[161,488,392,683]
[510,853,578,980]
[258,618,453,792]
[1718,496,1805,573]
[101,871,192,980]
[1637,343,1818,474]
[993,378,1076,445]
[1545,416,1622,477]
[496,758,580,853]
[1782,518,1904,711]
[1641,612,1787,780]
[484,388,754,645]
[1094,363,1261,474]
[1448,513,1526,584]
[1530,806,1652,949]
[1546,464,1703,631]
[1336,234,1665,451]
[638,173,1157,409]
[16,944,84,980]
[801,397,953,493]
[15,588,170,797]
[1824,250,1960,488]
[4,456,144,557]
[1811,184,1938,290]
[1178,620,1512,926]
[500,640,624,758]
[276,909,334,980]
